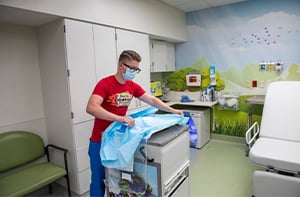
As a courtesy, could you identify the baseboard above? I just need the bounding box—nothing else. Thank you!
[211,133,246,144]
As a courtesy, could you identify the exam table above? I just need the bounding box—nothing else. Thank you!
[245,81,300,197]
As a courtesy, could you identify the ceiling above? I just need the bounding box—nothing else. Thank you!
[0,0,249,27]
[161,0,248,12]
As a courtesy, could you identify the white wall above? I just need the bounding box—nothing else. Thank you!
[0,23,47,141]
[0,0,186,42]
[0,0,186,145]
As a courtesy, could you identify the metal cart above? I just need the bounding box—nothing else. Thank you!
[104,125,190,197]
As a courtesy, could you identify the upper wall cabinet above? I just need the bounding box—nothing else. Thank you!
[64,19,97,124]
[150,40,175,72]
[93,25,117,81]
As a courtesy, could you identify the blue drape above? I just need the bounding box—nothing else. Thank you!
[100,106,188,169]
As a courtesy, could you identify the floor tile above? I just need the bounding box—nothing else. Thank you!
[189,138,260,197]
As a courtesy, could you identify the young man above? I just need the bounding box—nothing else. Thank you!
[86,50,183,196]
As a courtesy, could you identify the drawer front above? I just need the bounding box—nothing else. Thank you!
[77,168,91,194]
[161,132,189,182]
[73,120,93,148]
[76,146,90,171]
[145,132,190,182]
[169,177,189,197]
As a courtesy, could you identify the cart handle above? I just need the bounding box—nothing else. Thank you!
[139,146,154,162]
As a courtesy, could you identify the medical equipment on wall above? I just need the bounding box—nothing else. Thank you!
[209,65,216,85]
[186,73,201,86]
[259,61,283,72]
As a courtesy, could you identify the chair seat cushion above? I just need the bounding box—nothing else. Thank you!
[250,137,300,172]
[0,162,67,196]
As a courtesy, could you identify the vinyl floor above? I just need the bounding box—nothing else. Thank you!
[189,135,261,197]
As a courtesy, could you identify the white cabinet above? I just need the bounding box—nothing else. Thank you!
[38,19,151,194]
[116,29,150,111]
[64,20,96,124]
[38,19,96,195]
[94,27,151,111]
[93,25,117,81]
[150,40,175,72]
[166,42,175,71]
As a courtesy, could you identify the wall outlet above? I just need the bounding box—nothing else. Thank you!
[246,80,251,88]
[258,80,264,88]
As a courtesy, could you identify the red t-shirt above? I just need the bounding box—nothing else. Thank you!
[90,75,145,142]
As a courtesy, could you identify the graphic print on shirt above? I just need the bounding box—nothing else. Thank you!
[108,92,133,107]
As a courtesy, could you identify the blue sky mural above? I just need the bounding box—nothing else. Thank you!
[171,0,300,137]
[176,0,300,74]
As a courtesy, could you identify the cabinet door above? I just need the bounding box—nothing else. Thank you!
[166,42,175,71]
[151,40,166,72]
[64,19,96,124]
[115,29,150,110]
[93,25,117,81]
[150,40,175,72]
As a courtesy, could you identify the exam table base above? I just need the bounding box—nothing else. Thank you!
[252,170,300,197]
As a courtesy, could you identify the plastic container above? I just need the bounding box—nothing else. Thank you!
[188,118,198,147]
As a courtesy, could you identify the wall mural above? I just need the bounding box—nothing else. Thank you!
[168,0,300,137]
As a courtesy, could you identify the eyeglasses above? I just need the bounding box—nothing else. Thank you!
[122,62,141,74]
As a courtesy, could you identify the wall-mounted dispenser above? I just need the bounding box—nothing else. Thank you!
[259,61,283,72]
[210,65,216,85]
[275,62,283,72]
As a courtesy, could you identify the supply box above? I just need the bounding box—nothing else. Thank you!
[218,94,240,111]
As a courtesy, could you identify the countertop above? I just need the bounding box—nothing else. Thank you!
[245,96,265,105]
[166,101,218,107]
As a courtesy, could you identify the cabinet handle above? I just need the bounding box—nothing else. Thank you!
[139,146,154,162]
[151,62,154,72]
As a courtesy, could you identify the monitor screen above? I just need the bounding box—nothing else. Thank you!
[150,81,163,97]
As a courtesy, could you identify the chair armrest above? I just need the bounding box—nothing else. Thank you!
[245,122,260,149]
[47,144,68,153]
[45,144,69,173]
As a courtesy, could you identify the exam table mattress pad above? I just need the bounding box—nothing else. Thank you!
[249,137,300,172]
